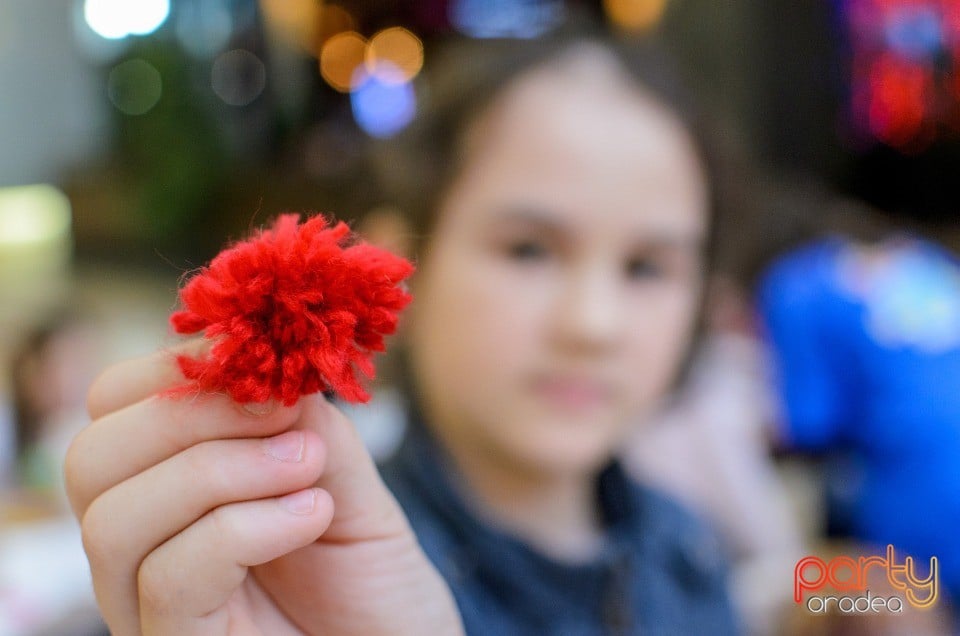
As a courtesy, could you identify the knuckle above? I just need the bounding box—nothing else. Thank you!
[182,441,232,499]
[205,503,252,555]
[207,504,237,541]
[138,552,177,612]
[79,499,115,566]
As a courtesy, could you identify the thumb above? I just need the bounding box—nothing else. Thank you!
[254,394,464,635]
[296,394,411,541]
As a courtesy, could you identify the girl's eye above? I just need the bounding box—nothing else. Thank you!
[626,257,663,280]
[507,240,550,261]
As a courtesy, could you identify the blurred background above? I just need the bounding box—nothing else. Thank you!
[2,0,960,634]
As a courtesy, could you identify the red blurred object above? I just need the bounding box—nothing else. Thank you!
[843,0,960,151]
[169,213,414,405]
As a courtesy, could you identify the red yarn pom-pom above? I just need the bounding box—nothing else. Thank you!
[169,213,414,406]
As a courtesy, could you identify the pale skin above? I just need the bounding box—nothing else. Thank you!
[65,46,708,633]
[66,340,463,635]
[407,47,708,561]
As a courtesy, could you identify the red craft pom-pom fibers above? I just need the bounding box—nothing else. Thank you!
[168,213,414,406]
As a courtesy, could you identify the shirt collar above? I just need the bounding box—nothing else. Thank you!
[392,401,644,605]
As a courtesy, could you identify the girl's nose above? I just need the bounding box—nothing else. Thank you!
[549,265,623,354]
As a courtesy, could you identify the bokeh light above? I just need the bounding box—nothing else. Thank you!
[842,0,960,150]
[259,0,356,56]
[366,27,424,84]
[351,63,416,138]
[83,0,170,40]
[259,0,321,53]
[0,185,71,249]
[211,49,267,106]
[449,0,565,38]
[107,59,163,116]
[884,5,943,61]
[320,31,367,92]
[603,0,669,32]
[317,4,357,49]
[175,0,233,59]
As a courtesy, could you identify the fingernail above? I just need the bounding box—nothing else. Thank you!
[280,489,316,515]
[243,400,277,416]
[263,431,304,462]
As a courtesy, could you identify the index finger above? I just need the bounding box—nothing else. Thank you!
[86,338,207,420]
[67,393,304,520]
[67,341,303,519]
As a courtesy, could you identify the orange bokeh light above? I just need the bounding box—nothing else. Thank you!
[320,30,367,92]
[259,0,319,52]
[317,4,355,50]
[365,27,424,84]
[603,0,669,32]
[261,0,356,57]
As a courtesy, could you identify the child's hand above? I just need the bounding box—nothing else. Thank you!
[65,341,463,635]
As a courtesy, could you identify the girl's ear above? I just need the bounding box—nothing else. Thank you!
[357,206,415,260]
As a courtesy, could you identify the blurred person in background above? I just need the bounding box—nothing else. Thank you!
[2,313,107,636]
[755,200,960,633]
[65,24,746,635]
[10,313,98,503]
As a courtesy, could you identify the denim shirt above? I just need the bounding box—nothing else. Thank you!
[378,413,742,636]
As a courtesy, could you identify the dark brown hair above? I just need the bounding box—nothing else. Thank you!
[373,23,724,268]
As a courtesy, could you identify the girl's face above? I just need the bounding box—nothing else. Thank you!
[407,50,709,477]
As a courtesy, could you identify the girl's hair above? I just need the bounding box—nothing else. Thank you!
[374,23,724,267]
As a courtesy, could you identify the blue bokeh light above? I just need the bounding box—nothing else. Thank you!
[350,66,416,138]
[449,0,564,39]
[885,6,943,61]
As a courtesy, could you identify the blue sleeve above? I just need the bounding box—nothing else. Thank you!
[757,249,855,450]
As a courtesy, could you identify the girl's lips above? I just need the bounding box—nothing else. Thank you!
[530,376,614,410]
